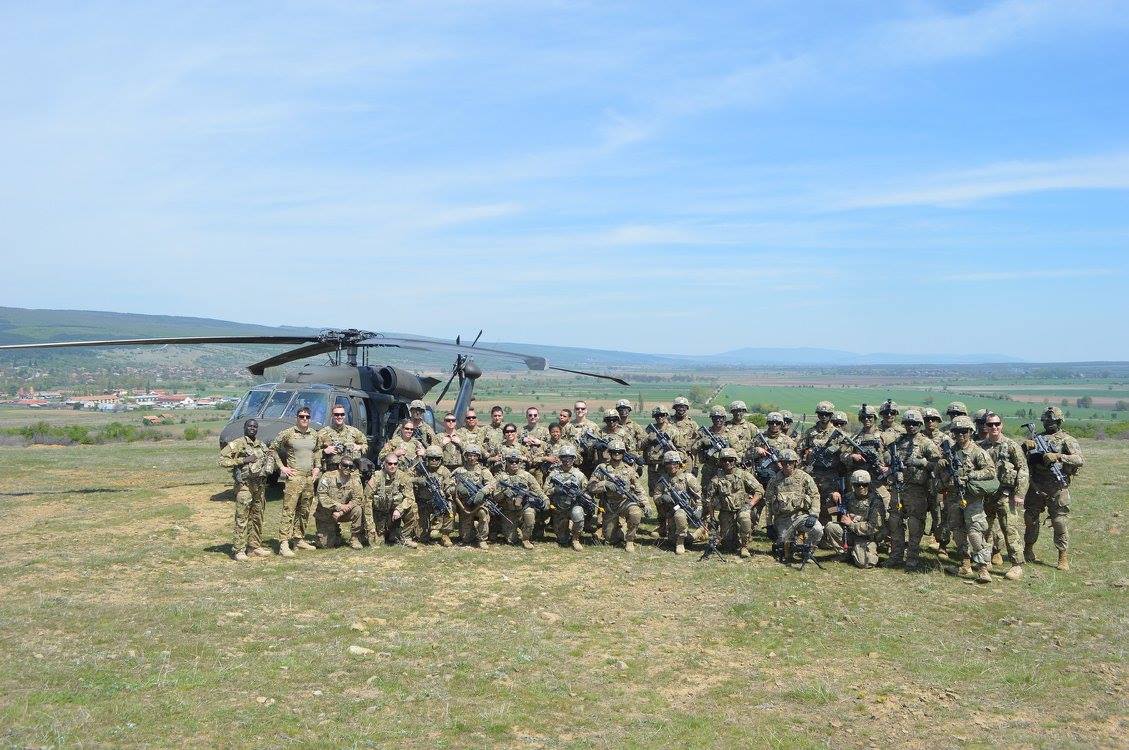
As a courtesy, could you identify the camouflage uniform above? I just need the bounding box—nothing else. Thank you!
[888,419,943,567]
[980,433,1029,572]
[653,455,703,552]
[436,430,465,472]
[922,411,950,546]
[398,415,436,447]
[642,413,678,494]
[483,422,507,465]
[937,421,998,576]
[744,429,796,489]
[764,464,823,551]
[878,401,906,446]
[412,457,456,545]
[378,434,425,473]
[727,401,760,451]
[271,425,319,549]
[705,459,763,555]
[695,409,734,491]
[475,459,546,548]
[452,461,494,546]
[566,416,599,446]
[365,467,417,544]
[796,419,847,524]
[544,464,590,548]
[313,468,363,548]
[824,471,885,568]
[315,423,368,471]
[838,423,896,560]
[1024,410,1084,567]
[588,458,648,550]
[219,435,272,556]
[669,398,700,475]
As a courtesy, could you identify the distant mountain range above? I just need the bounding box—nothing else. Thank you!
[0,306,1024,368]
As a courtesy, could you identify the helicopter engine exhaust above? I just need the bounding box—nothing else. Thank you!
[374,365,428,400]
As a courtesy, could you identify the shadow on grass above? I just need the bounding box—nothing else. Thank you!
[0,487,125,496]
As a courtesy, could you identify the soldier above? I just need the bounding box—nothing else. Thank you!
[436,412,465,472]
[980,412,1028,580]
[520,406,550,448]
[615,399,648,455]
[540,422,575,476]
[704,447,762,558]
[642,405,677,494]
[219,419,272,561]
[365,453,418,548]
[544,444,589,550]
[840,404,897,562]
[378,422,426,473]
[451,443,494,549]
[404,400,436,447]
[490,423,528,472]
[764,449,823,564]
[555,408,573,438]
[456,408,493,457]
[412,446,456,547]
[781,410,800,440]
[745,411,796,490]
[668,396,700,476]
[315,404,368,472]
[878,400,906,445]
[936,415,998,583]
[569,401,599,440]
[654,451,702,555]
[889,409,943,570]
[796,401,846,525]
[484,405,507,452]
[1023,406,1084,571]
[588,437,649,552]
[313,457,364,550]
[973,409,989,440]
[695,405,734,490]
[825,470,885,569]
[945,401,969,424]
[727,400,759,448]
[271,406,321,557]
[474,448,547,549]
[921,406,949,549]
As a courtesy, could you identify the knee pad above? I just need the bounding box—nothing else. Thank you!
[570,505,586,524]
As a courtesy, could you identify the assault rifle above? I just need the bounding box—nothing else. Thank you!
[886,443,907,513]
[697,426,729,459]
[455,474,512,528]
[593,465,649,519]
[940,442,968,509]
[416,462,451,516]
[548,474,598,515]
[498,479,548,512]
[841,432,890,484]
[809,428,843,471]
[752,432,783,483]
[646,423,677,456]
[698,515,725,562]
[577,430,642,466]
[1021,423,1068,486]
[656,476,703,529]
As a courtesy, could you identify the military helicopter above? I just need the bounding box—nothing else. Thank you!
[0,328,629,452]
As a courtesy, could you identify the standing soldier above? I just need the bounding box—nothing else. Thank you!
[764,449,823,564]
[474,448,547,549]
[936,415,998,583]
[490,423,528,472]
[643,406,677,494]
[615,399,648,456]
[1023,406,1084,571]
[413,446,457,547]
[945,401,969,425]
[825,470,885,568]
[484,406,507,465]
[316,404,368,472]
[980,411,1028,580]
[544,444,589,551]
[839,404,897,562]
[667,397,700,476]
[366,453,418,548]
[457,408,493,457]
[796,401,845,525]
[728,400,759,448]
[972,409,989,440]
[654,451,702,555]
[271,406,321,557]
[404,400,436,447]
[921,407,949,550]
[451,444,494,549]
[436,412,465,472]
[781,411,800,440]
[569,401,599,440]
[219,419,272,561]
[588,438,649,552]
[313,457,364,549]
[695,405,733,490]
[879,400,906,445]
[379,422,426,473]
[704,447,763,558]
[889,409,943,570]
[745,411,796,488]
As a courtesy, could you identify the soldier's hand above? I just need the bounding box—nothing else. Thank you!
[312,468,321,481]
[1042,452,1060,465]
[324,444,337,455]
[391,509,402,521]
[936,459,950,472]
[1023,439,1037,451]
[830,491,842,504]
[280,466,295,478]
[755,447,768,457]
[850,453,865,464]
[242,455,256,465]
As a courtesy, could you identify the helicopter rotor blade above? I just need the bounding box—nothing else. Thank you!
[548,366,631,387]
[470,329,483,348]
[359,336,548,370]
[0,334,320,351]
[247,341,340,376]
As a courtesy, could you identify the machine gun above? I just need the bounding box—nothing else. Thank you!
[940,441,968,509]
[548,474,598,515]
[751,432,783,484]
[646,423,677,457]
[697,426,730,460]
[809,428,843,471]
[416,462,451,516]
[577,430,643,466]
[454,474,512,528]
[1022,423,1068,486]
[497,479,548,512]
[656,476,703,529]
[698,515,725,562]
[593,465,649,519]
[886,443,907,513]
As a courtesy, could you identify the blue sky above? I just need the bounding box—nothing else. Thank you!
[1,1,1127,361]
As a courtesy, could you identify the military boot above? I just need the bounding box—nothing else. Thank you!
[440,534,453,548]
[401,538,419,549]
[251,547,271,557]
[957,556,974,578]
[279,540,295,558]
[991,551,1004,567]
[1023,545,1036,563]
[294,539,316,551]
[1057,550,1069,571]
[674,541,685,555]
[624,541,635,553]
[477,540,489,550]
[571,532,583,552]
[976,566,992,584]
[1004,564,1024,581]
[348,537,363,550]
[233,551,249,562]
[739,546,750,559]
[521,539,534,550]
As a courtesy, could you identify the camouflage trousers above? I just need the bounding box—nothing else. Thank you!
[602,501,642,546]
[278,471,315,542]
[232,479,267,554]
[365,498,415,544]
[718,507,753,551]
[1025,482,1071,552]
[417,498,455,543]
[502,506,536,545]
[948,497,991,567]
[824,521,879,568]
[552,503,586,544]
[458,504,490,544]
[663,502,703,545]
[773,514,825,549]
[986,488,1023,562]
[313,504,362,548]
[899,484,932,563]
[811,470,843,524]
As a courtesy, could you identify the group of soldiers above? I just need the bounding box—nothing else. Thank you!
[218,394,1083,583]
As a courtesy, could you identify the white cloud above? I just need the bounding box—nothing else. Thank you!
[940,268,1118,282]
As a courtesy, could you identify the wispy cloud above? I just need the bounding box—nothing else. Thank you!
[940,268,1118,283]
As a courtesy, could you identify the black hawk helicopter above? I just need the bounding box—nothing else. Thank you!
[0,328,629,453]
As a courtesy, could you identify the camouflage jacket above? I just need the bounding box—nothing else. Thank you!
[879,422,906,446]
[588,461,647,512]
[655,470,702,510]
[378,435,425,472]
[398,418,435,447]
[765,469,820,521]
[980,435,1030,496]
[477,468,547,512]
[436,431,465,467]
[728,418,760,450]
[620,420,648,453]
[837,491,884,538]
[743,431,796,466]
[889,433,942,487]
[457,426,493,456]
[544,466,588,507]
[452,464,494,507]
[642,421,678,465]
[838,427,889,475]
[271,426,319,473]
[695,426,733,467]
[219,436,272,483]
[315,469,362,510]
[797,424,845,474]
[936,442,996,489]
[367,469,415,514]
[1026,428,1084,487]
[315,423,368,470]
[566,418,599,443]
[706,468,762,513]
[519,423,550,450]
[411,464,455,507]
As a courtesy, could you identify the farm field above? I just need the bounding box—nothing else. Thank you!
[0,418,1125,746]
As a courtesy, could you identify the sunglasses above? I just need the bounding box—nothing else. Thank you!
[297,414,311,419]
[504,430,516,434]
[466,415,477,419]
[332,413,346,417]
[986,422,1002,427]
[444,418,456,422]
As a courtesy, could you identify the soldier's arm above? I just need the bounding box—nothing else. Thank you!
[1057,436,1084,469]
[218,440,242,468]
[746,474,765,506]
[803,475,820,513]
[967,449,996,481]
[1011,442,1030,498]
[686,474,702,500]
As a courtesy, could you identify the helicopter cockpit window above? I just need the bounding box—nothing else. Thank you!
[260,389,297,420]
[233,389,271,420]
[286,391,330,425]
[333,396,354,426]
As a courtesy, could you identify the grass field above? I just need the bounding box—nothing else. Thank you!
[0,419,1126,747]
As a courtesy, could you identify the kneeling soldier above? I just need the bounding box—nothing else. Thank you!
[313,457,363,549]
[413,446,456,546]
[219,419,273,561]
[656,450,703,555]
[825,470,885,568]
[765,449,823,564]
[544,444,589,550]
[588,438,649,552]
[474,448,547,549]
[705,447,763,558]
[452,444,494,549]
[366,453,418,548]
